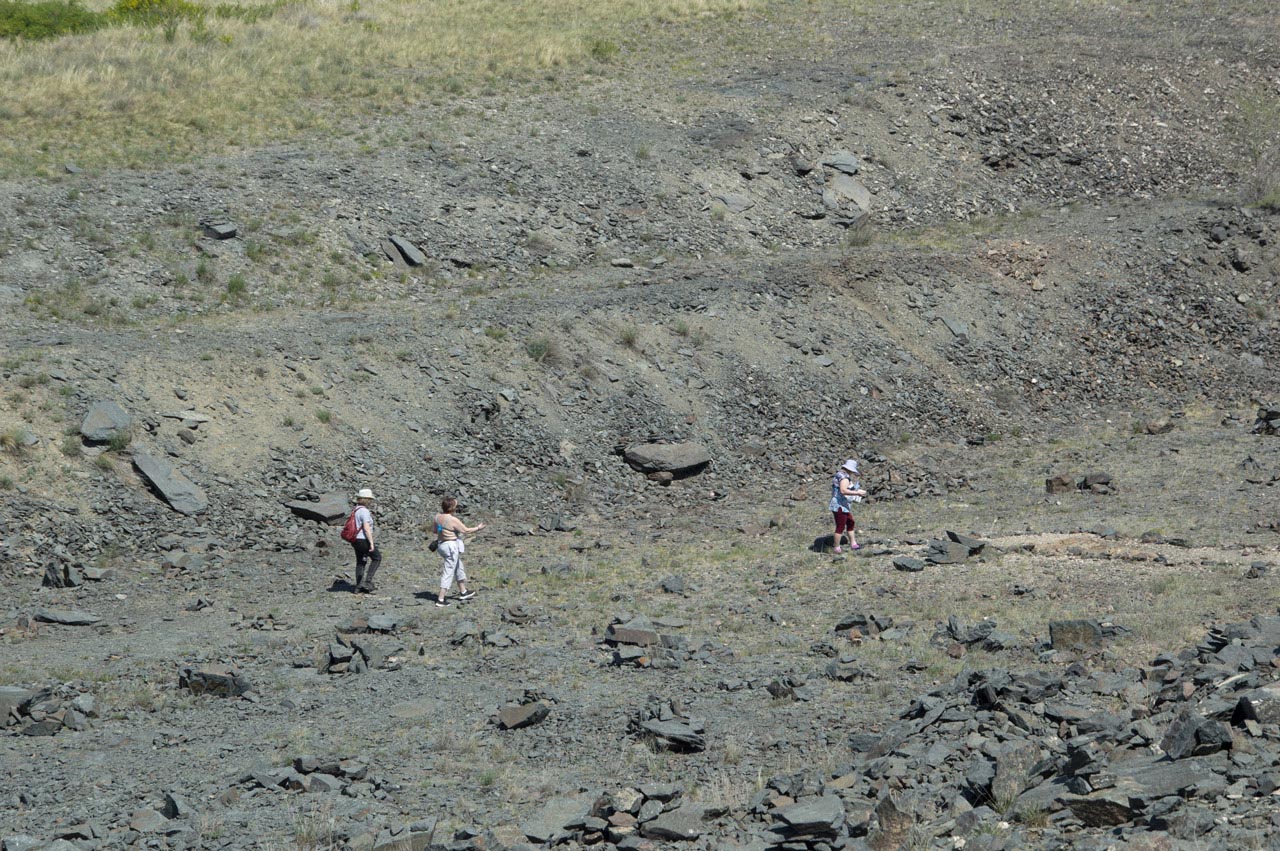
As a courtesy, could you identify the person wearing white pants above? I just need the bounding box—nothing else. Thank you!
[433,495,486,607]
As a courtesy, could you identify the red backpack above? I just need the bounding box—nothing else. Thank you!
[340,509,360,543]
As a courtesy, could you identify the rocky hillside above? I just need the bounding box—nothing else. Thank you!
[1,1,1280,849]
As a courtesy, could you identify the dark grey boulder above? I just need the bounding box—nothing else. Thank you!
[133,450,208,515]
[388,235,426,266]
[639,719,706,752]
[773,796,845,833]
[893,556,925,572]
[945,530,988,555]
[641,805,710,841]
[285,492,349,523]
[1062,790,1134,827]
[33,609,101,626]
[926,540,970,564]
[821,151,861,174]
[179,667,251,697]
[624,442,712,476]
[498,701,550,730]
[1049,619,1103,649]
[80,400,131,443]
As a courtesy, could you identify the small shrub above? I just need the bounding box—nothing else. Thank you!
[93,453,114,471]
[195,258,214,283]
[0,1,104,40]
[525,336,558,364]
[0,475,13,490]
[588,38,619,62]
[315,409,331,424]
[484,327,506,341]
[109,0,203,25]
[282,415,295,427]
[619,325,639,349]
[226,274,247,298]
[60,433,81,457]
[106,431,131,452]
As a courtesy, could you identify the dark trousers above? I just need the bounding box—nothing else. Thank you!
[352,539,382,590]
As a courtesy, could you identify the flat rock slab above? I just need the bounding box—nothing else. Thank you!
[285,492,349,523]
[624,442,711,476]
[710,191,754,213]
[641,805,710,841]
[388,234,426,266]
[33,609,101,626]
[133,450,208,515]
[774,795,845,832]
[498,701,550,730]
[822,174,871,213]
[80,400,131,443]
[822,151,861,174]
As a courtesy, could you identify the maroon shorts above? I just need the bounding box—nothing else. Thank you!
[833,511,855,534]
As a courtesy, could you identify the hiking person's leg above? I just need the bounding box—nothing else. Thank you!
[361,546,382,591]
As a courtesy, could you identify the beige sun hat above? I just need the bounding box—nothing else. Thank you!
[356,488,375,500]
[841,459,859,474]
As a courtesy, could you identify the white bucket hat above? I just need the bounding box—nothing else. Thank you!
[841,459,859,474]
[356,488,375,500]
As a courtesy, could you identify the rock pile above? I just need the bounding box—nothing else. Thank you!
[40,561,113,588]
[603,614,733,669]
[762,612,1280,847]
[315,632,402,675]
[0,684,96,736]
[1046,472,1117,495]
[920,531,990,565]
[630,697,706,753]
[240,755,370,795]
[520,784,721,846]
[1254,406,1280,436]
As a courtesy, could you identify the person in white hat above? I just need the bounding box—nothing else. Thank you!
[351,488,381,593]
[828,459,867,554]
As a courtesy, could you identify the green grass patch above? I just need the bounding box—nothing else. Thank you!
[0,0,103,39]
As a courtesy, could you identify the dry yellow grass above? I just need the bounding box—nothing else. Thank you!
[0,0,761,175]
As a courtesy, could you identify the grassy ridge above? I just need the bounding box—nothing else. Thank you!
[0,0,760,175]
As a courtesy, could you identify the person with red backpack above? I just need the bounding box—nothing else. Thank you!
[341,488,381,593]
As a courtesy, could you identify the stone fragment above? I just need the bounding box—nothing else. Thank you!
[710,191,754,213]
[1063,790,1134,826]
[33,609,101,626]
[1045,474,1074,494]
[388,235,426,266]
[179,667,251,697]
[623,442,712,476]
[133,450,208,515]
[285,492,350,523]
[640,805,708,841]
[201,221,237,240]
[821,151,861,174]
[498,701,550,730]
[80,400,131,443]
[1050,619,1103,649]
[892,556,925,572]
